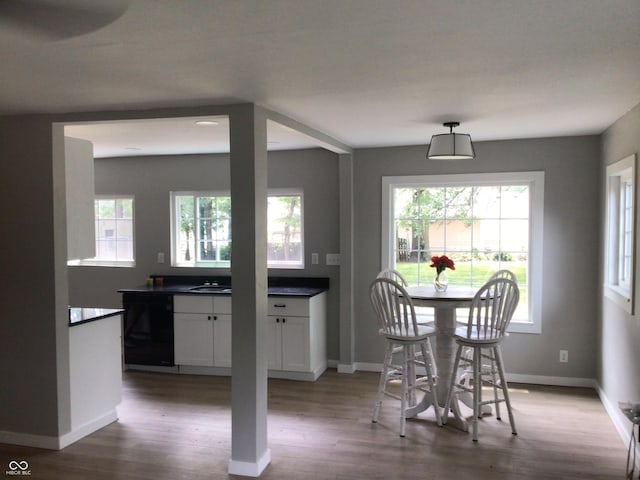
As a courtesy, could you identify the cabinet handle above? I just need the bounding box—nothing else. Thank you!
[282,317,286,323]
[208,315,212,321]
[276,317,280,323]
[274,304,286,308]
[213,315,217,321]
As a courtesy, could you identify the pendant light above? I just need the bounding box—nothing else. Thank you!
[427,121,475,160]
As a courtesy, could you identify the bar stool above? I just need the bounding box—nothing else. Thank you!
[378,268,433,326]
[369,277,442,437]
[444,277,519,441]
[457,268,518,415]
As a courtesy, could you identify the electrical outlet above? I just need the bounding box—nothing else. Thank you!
[326,253,341,266]
[559,350,569,363]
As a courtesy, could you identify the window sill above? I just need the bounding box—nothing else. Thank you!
[67,260,135,268]
[604,284,633,314]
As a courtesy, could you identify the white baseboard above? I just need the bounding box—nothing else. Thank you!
[596,383,640,472]
[505,373,596,388]
[228,448,271,477]
[60,410,118,449]
[125,364,179,374]
[346,362,598,388]
[0,409,118,450]
[0,430,61,450]
[336,363,356,374]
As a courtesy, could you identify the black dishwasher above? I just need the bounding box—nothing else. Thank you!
[122,293,174,366]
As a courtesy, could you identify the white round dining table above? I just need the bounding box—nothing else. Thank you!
[403,285,479,431]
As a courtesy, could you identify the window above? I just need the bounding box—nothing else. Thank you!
[173,193,231,266]
[605,154,636,314]
[382,172,544,334]
[171,190,304,269]
[267,191,304,269]
[69,196,135,266]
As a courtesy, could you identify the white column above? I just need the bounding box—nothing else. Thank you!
[227,104,270,477]
[338,153,356,372]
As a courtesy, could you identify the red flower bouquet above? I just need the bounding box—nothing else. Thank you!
[430,255,455,274]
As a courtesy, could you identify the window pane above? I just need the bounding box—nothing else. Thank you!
[195,196,231,262]
[175,195,195,263]
[91,197,135,263]
[172,191,303,268]
[390,182,531,322]
[267,195,303,266]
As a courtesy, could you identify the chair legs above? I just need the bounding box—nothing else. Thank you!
[444,343,517,441]
[372,342,395,425]
[493,346,517,436]
[372,339,441,437]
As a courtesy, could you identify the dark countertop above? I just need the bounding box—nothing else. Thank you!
[118,284,326,297]
[69,307,125,327]
[118,276,329,298]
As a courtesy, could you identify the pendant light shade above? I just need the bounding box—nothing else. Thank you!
[427,122,475,160]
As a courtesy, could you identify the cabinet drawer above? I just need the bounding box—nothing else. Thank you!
[174,295,213,314]
[214,296,232,314]
[267,297,309,316]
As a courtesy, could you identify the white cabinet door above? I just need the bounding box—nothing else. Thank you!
[281,316,310,372]
[174,313,214,366]
[267,315,310,372]
[267,316,283,370]
[213,314,232,367]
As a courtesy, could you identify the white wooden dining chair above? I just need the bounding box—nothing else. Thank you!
[377,268,409,286]
[457,268,518,414]
[369,277,442,437]
[443,277,519,441]
[489,269,517,282]
[377,268,434,326]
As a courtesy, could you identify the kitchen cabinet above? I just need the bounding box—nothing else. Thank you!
[268,315,310,371]
[65,136,95,261]
[173,295,231,367]
[267,292,326,380]
[68,311,122,445]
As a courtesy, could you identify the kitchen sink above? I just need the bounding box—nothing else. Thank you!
[189,285,232,293]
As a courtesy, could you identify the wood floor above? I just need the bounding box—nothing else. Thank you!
[0,369,628,479]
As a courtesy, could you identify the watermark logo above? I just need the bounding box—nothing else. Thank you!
[5,461,30,476]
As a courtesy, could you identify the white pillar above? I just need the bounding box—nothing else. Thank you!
[227,104,270,477]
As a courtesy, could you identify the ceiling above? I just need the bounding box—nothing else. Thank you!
[2,0,640,157]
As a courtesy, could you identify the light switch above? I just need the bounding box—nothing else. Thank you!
[311,253,319,264]
[157,252,165,263]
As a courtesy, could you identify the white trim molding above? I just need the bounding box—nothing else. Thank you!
[228,449,272,477]
[0,409,118,450]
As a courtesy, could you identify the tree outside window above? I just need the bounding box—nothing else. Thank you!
[382,172,544,333]
[172,191,303,269]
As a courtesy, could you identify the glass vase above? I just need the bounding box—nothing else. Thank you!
[434,270,448,292]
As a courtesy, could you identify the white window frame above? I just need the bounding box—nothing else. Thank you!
[170,189,305,269]
[381,171,544,334]
[605,154,636,314]
[68,195,136,267]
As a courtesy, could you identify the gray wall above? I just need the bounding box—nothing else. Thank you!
[352,136,601,379]
[0,116,70,437]
[68,148,342,361]
[600,103,640,409]
[0,107,620,445]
